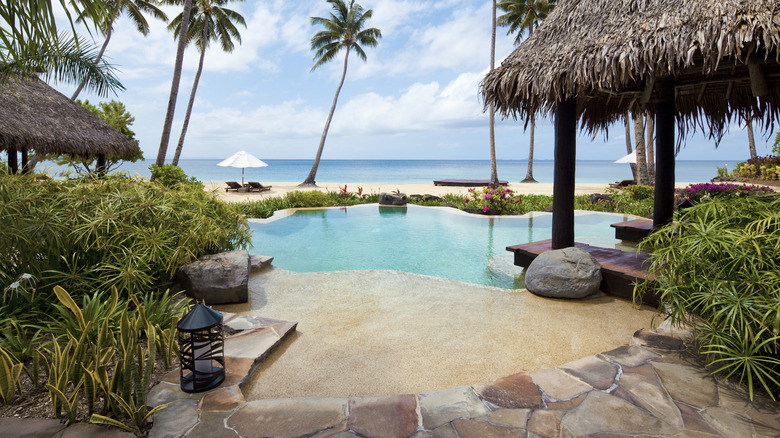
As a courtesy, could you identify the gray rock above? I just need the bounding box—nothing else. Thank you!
[178,250,250,304]
[249,254,273,271]
[379,192,407,205]
[524,247,602,299]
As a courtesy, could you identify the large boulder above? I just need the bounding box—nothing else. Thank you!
[524,247,602,299]
[178,250,250,304]
[379,192,407,206]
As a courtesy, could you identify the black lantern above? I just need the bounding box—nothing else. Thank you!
[177,303,225,393]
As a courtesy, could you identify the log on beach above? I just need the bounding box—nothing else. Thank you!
[433,179,509,187]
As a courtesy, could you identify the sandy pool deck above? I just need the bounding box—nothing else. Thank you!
[215,269,658,400]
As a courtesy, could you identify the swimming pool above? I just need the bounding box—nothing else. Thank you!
[248,205,632,289]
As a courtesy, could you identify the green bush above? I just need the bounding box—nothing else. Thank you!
[0,173,250,303]
[149,164,202,189]
[636,194,780,400]
[463,186,521,214]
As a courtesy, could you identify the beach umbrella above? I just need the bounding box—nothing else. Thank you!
[613,151,636,164]
[217,150,268,184]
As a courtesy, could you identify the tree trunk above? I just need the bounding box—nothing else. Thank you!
[301,46,351,186]
[522,118,537,182]
[71,17,114,100]
[172,25,209,166]
[156,0,194,166]
[646,111,655,181]
[633,113,649,185]
[747,116,757,160]
[488,0,498,187]
[624,113,637,180]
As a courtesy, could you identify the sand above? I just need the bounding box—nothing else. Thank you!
[204,180,701,203]
[215,269,658,400]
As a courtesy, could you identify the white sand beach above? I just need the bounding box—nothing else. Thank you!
[204,180,701,203]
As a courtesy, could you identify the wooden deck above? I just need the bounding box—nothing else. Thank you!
[610,218,654,242]
[433,179,509,187]
[506,239,659,306]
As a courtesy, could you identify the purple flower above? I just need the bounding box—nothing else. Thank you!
[464,198,469,203]
[482,206,490,212]
[484,194,492,200]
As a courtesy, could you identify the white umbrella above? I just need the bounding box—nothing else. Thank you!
[613,150,636,164]
[217,150,268,184]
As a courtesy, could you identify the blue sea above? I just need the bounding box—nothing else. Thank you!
[40,159,726,184]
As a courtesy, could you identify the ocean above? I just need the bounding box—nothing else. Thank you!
[40,159,727,184]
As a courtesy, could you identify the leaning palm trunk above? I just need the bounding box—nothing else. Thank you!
[488,0,499,187]
[645,112,655,180]
[302,47,351,186]
[633,113,649,185]
[522,118,537,182]
[746,116,757,160]
[172,26,209,166]
[157,0,194,166]
[623,113,637,180]
[71,19,114,100]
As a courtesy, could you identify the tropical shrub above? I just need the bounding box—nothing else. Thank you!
[734,156,780,180]
[149,164,202,189]
[636,194,780,400]
[463,186,521,214]
[0,173,250,302]
[674,182,775,203]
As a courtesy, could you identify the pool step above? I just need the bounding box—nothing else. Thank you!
[506,239,659,306]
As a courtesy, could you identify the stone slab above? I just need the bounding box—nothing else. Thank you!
[600,345,660,368]
[227,398,346,438]
[451,418,524,437]
[418,386,490,430]
[0,418,66,438]
[527,409,564,438]
[147,381,201,408]
[474,373,543,409]
[530,368,592,401]
[560,391,677,436]
[149,399,199,438]
[674,401,721,435]
[184,411,239,438]
[250,255,274,271]
[54,423,136,438]
[201,385,246,412]
[651,362,719,408]
[618,372,683,429]
[223,327,281,359]
[488,409,530,428]
[347,394,418,438]
[559,355,619,390]
[633,329,685,350]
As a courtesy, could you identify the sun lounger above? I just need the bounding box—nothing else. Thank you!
[247,182,272,192]
[225,181,243,192]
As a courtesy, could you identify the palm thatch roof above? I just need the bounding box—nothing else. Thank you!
[0,77,138,157]
[481,0,780,141]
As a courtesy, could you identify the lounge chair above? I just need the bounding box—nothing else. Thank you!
[247,182,272,192]
[225,181,243,192]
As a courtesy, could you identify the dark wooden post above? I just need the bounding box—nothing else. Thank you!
[20,148,29,174]
[654,79,675,228]
[552,97,577,249]
[7,147,18,174]
[97,154,107,177]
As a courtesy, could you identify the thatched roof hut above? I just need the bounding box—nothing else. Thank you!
[482,0,780,139]
[1,77,138,173]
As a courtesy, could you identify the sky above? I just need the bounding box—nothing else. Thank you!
[51,0,777,163]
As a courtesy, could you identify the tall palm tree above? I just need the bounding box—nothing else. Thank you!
[300,0,381,186]
[156,0,194,166]
[497,0,555,183]
[167,0,245,166]
[71,0,168,100]
[633,112,649,185]
[623,112,637,181]
[488,0,499,187]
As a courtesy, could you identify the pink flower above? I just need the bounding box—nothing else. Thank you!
[482,206,490,213]
[464,198,469,203]
[484,194,492,200]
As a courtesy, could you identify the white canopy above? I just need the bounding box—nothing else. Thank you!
[613,151,636,164]
[217,150,268,184]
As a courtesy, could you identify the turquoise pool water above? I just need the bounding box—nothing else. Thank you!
[248,205,631,289]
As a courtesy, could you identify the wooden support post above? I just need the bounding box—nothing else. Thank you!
[7,147,18,174]
[21,148,29,174]
[654,79,675,228]
[97,154,107,177]
[552,97,577,249]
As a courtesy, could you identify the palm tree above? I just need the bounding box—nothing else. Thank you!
[488,0,499,187]
[167,0,245,166]
[633,112,649,185]
[497,0,555,183]
[156,0,194,166]
[70,0,167,100]
[300,0,381,186]
[623,112,637,181]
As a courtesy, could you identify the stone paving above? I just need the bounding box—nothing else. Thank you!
[3,316,780,437]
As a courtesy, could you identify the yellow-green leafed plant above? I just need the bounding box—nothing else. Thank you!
[0,346,23,405]
[90,396,168,438]
[636,194,780,400]
[41,328,91,423]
